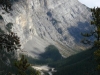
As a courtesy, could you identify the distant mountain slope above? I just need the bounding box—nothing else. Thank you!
[0,0,92,57]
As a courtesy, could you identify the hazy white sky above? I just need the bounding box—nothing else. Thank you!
[78,0,100,8]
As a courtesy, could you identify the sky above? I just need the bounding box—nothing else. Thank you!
[78,0,100,8]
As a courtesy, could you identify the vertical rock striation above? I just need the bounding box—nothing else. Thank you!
[0,0,92,57]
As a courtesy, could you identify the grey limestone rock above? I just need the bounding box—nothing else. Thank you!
[0,0,92,58]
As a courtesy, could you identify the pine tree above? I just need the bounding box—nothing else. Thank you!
[0,0,12,12]
[94,49,100,70]
[81,7,100,46]
[14,55,30,75]
[0,32,21,52]
[0,32,21,74]
[0,32,40,75]
[14,55,40,75]
[81,7,100,72]
[90,8,100,72]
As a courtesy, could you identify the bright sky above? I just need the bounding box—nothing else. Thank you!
[78,0,100,8]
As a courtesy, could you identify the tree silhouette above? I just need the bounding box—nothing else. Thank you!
[14,55,30,75]
[0,32,21,52]
[0,0,12,12]
[14,55,40,75]
[81,7,100,46]
[0,32,21,75]
[81,7,100,73]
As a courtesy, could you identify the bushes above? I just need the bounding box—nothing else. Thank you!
[0,0,12,12]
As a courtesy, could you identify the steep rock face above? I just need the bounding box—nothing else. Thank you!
[0,0,92,57]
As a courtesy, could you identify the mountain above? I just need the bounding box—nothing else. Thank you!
[0,0,92,58]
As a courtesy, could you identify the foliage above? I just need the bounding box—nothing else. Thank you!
[81,7,100,46]
[0,32,40,75]
[0,32,19,75]
[52,48,98,75]
[81,7,100,72]
[14,55,40,75]
[28,67,40,75]
[14,55,30,75]
[0,0,12,12]
[94,49,100,71]
[0,32,21,52]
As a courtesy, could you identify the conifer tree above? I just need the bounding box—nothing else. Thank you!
[89,8,100,71]
[14,55,30,75]
[81,7,100,46]
[0,32,21,52]
[0,32,21,75]
[81,7,100,72]
[14,55,40,75]
[0,0,12,12]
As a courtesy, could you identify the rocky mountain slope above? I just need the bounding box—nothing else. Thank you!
[0,0,92,58]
